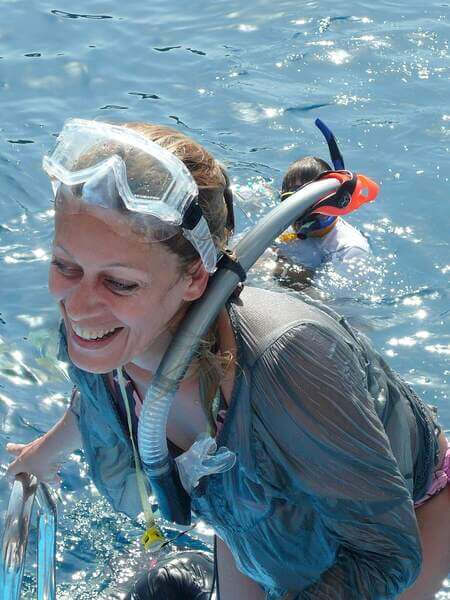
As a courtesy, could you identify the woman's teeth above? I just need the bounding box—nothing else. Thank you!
[72,323,119,340]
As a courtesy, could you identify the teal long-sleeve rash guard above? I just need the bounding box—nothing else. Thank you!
[60,286,439,599]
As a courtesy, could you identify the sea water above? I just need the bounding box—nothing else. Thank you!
[0,0,448,597]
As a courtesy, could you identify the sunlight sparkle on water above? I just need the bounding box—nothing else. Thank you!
[414,309,428,319]
[403,296,422,306]
[43,393,65,408]
[195,520,215,536]
[388,337,417,347]
[425,345,450,356]
[328,50,351,65]
[238,24,257,32]
[263,107,284,118]
[352,16,373,23]
[415,331,431,339]
[16,314,44,327]
[0,393,14,408]
[32,248,48,259]
[307,40,335,47]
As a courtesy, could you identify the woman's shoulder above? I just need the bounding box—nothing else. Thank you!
[229,285,356,367]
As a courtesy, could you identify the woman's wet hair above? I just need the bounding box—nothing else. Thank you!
[119,124,235,425]
[281,156,331,195]
[123,123,233,271]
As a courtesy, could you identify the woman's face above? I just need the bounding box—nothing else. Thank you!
[49,209,205,374]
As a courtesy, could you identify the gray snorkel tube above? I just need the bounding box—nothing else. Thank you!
[138,176,352,525]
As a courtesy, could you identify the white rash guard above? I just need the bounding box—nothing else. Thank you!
[276,218,371,270]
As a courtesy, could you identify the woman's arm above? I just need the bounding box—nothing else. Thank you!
[216,536,265,600]
[6,388,82,483]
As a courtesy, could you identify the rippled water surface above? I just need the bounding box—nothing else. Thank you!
[0,0,449,597]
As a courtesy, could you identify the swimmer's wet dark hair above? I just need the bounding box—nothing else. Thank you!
[281,156,331,195]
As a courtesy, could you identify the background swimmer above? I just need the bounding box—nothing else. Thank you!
[277,155,371,269]
[273,120,373,289]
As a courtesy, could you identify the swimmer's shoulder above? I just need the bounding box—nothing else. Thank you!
[275,219,371,269]
[329,218,371,254]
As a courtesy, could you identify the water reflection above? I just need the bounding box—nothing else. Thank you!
[0,0,448,595]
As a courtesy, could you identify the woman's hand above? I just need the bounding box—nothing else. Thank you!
[6,436,62,485]
[5,402,82,486]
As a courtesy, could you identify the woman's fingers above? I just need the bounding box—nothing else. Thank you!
[5,440,62,486]
[6,443,30,478]
[6,457,59,484]
[5,442,26,456]
[6,454,32,479]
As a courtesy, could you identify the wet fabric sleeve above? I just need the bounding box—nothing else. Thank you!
[68,386,81,417]
[253,322,422,599]
[330,245,371,265]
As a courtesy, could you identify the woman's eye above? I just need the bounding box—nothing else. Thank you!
[104,278,139,294]
[51,258,138,294]
[51,258,81,277]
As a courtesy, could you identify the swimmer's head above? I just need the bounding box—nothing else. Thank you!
[281,156,337,238]
[281,156,331,197]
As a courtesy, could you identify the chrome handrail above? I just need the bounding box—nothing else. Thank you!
[1,473,38,599]
[36,484,57,600]
[0,474,57,599]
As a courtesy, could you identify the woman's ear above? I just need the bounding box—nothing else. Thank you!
[182,259,210,301]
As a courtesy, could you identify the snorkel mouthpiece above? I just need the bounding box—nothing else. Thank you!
[138,377,193,524]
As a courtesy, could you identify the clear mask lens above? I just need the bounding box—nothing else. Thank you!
[43,119,218,271]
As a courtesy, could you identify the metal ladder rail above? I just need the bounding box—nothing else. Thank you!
[1,474,57,600]
[36,483,57,600]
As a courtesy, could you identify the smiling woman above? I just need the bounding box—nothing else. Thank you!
[49,210,195,375]
[5,118,450,600]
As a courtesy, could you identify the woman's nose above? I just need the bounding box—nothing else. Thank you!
[64,277,105,321]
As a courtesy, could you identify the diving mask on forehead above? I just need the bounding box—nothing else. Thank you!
[42,118,218,273]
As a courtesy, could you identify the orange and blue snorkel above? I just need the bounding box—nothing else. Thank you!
[311,119,378,216]
[286,119,378,239]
